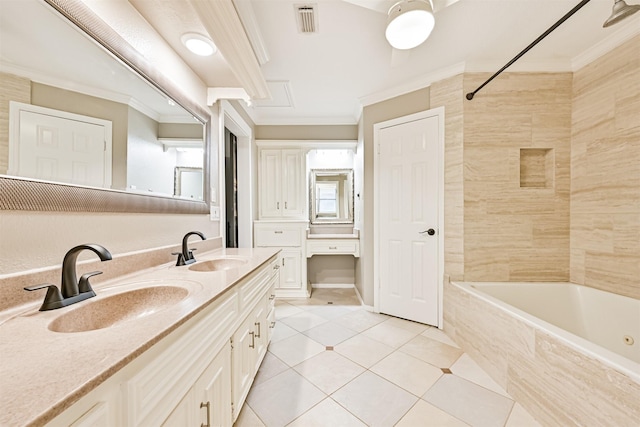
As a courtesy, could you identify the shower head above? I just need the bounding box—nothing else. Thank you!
[603,0,640,27]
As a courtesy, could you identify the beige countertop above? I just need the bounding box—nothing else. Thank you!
[0,247,279,427]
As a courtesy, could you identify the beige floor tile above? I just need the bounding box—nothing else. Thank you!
[308,305,356,320]
[399,335,464,368]
[421,326,461,348]
[331,371,418,427]
[333,309,389,333]
[268,334,326,367]
[275,303,305,320]
[334,334,395,368]
[280,311,329,332]
[253,352,289,386]
[370,351,443,396]
[234,404,266,427]
[270,321,299,343]
[293,351,365,394]
[287,398,366,427]
[383,316,430,334]
[450,354,510,398]
[395,400,469,427]
[423,375,514,427]
[302,321,359,346]
[361,321,418,348]
[246,369,325,427]
[505,403,542,427]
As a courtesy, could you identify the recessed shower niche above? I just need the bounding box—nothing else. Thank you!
[519,148,554,188]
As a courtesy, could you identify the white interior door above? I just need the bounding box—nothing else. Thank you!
[376,111,442,326]
[9,102,112,187]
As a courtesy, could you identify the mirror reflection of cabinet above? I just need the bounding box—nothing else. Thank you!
[309,169,353,224]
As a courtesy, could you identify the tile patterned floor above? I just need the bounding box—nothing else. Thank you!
[234,289,541,427]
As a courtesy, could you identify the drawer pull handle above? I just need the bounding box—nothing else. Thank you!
[329,246,337,249]
[270,321,276,328]
[255,322,261,338]
[277,202,280,209]
[274,230,283,234]
[273,264,280,270]
[269,294,275,300]
[249,331,255,348]
[285,202,288,209]
[200,401,210,427]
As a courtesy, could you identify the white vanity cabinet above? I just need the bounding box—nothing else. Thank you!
[254,221,309,298]
[46,256,279,427]
[258,147,306,219]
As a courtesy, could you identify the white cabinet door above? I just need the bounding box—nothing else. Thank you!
[161,389,196,427]
[279,249,302,290]
[259,149,282,218]
[196,342,232,427]
[281,149,304,218]
[232,314,257,417]
[258,148,305,219]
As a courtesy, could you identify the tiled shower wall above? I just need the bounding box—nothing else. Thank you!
[462,73,573,281]
[570,34,640,299]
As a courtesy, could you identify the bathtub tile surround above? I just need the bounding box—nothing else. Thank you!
[238,289,540,427]
[445,281,640,426]
[571,33,640,299]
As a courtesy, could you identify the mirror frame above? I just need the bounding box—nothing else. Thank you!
[309,168,354,225]
[0,0,210,214]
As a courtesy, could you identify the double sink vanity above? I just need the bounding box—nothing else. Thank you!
[0,244,280,426]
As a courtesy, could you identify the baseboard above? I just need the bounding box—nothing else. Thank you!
[310,283,355,289]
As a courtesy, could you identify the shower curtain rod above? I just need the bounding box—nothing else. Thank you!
[465,0,592,100]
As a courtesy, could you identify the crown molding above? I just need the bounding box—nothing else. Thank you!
[360,62,465,107]
[232,0,270,66]
[190,0,269,100]
[572,14,640,71]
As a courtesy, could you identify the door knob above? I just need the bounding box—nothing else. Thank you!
[419,228,436,236]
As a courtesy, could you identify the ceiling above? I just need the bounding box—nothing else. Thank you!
[131,0,640,125]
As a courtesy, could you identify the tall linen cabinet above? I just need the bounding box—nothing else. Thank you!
[254,141,310,298]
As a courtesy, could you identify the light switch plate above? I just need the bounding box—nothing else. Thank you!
[210,206,220,221]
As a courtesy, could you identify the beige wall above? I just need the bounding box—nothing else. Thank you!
[430,75,465,281]
[0,72,31,174]
[360,87,431,305]
[462,73,572,281]
[255,124,358,140]
[570,34,640,299]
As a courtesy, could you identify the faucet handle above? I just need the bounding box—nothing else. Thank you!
[78,271,102,294]
[24,284,63,311]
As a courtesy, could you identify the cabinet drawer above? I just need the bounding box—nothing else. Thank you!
[307,240,359,256]
[255,228,301,247]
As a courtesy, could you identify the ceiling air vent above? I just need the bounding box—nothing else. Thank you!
[295,4,317,33]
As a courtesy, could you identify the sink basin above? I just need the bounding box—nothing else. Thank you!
[48,285,189,333]
[188,258,248,272]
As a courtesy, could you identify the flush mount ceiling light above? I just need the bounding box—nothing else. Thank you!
[385,0,435,50]
[181,33,217,56]
[603,0,640,27]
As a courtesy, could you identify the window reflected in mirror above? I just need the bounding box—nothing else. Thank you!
[310,169,353,224]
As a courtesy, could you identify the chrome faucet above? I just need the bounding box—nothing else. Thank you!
[24,244,112,311]
[173,231,206,266]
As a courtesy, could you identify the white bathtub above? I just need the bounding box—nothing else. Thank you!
[448,281,640,426]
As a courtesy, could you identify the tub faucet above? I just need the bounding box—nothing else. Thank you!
[24,244,112,311]
[174,231,206,266]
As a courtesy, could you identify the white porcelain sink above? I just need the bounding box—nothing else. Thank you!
[188,258,248,272]
[48,285,191,333]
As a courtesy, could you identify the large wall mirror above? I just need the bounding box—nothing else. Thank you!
[309,169,354,225]
[0,0,210,213]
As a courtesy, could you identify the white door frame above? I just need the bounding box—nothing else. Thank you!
[219,100,253,248]
[373,107,445,328]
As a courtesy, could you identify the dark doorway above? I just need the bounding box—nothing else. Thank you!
[224,128,238,248]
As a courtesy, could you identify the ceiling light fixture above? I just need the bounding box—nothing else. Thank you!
[181,33,217,56]
[603,0,640,27]
[385,0,435,50]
